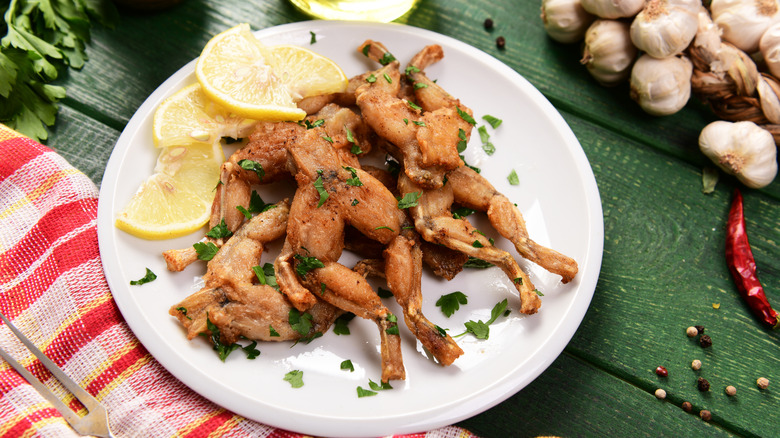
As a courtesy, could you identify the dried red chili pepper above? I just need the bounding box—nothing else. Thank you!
[725,189,779,329]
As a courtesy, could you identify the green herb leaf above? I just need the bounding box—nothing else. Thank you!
[288,308,314,336]
[362,44,371,57]
[436,291,468,317]
[478,126,495,155]
[249,191,276,214]
[507,169,519,185]
[379,52,396,66]
[175,306,192,320]
[405,65,420,75]
[343,166,363,186]
[237,159,265,181]
[241,341,260,359]
[194,242,219,261]
[452,206,475,219]
[464,257,493,269]
[413,82,428,89]
[314,175,329,207]
[334,313,355,335]
[284,370,304,388]
[236,205,252,219]
[397,192,421,209]
[269,325,280,337]
[457,128,468,153]
[130,268,157,286]
[407,101,422,111]
[294,254,325,277]
[351,199,359,206]
[460,155,481,173]
[457,107,476,125]
[340,359,355,372]
[366,73,377,83]
[456,299,509,340]
[206,219,233,239]
[309,31,317,44]
[383,72,392,83]
[377,287,393,298]
[357,386,378,397]
[322,135,334,143]
[374,226,394,231]
[472,240,484,248]
[412,120,426,127]
[482,114,503,128]
[205,315,240,361]
[368,379,392,390]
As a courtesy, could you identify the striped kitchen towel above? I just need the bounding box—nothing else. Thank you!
[0,123,480,438]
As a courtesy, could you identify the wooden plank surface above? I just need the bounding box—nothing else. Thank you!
[35,0,779,436]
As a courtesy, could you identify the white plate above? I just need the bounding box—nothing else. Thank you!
[97,21,603,438]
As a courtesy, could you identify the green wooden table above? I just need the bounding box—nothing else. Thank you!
[35,0,779,436]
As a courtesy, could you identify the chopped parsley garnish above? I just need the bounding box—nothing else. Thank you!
[374,226,394,231]
[472,240,484,248]
[249,191,276,214]
[535,289,544,296]
[284,370,304,388]
[435,325,447,337]
[436,291,468,317]
[414,82,428,89]
[369,379,393,390]
[351,144,364,155]
[206,219,232,239]
[455,299,509,340]
[175,306,191,320]
[288,308,314,336]
[252,263,279,291]
[309,31,317,44]
[507,169,519,185]
[236,205,252,219]
[300,118,324,129]
[412,120,426,127]
[513,277,523,285]
[194,242,219,261]
[403,118,409,125]
[341,359,355,372]
[407,101,422,111]
[351,199,359,206]
[478,125,495,155]
[204,315,239,361]
[334,313,355,335]
[405,65,420,75]
[130,268,156,286]
[242,340,261,359]
[483,114,503,128]
[464,257,494,269]
[357,386,378,397]
[322,135,334,143]
[237,159,265,181]
[269,325,280,337]
[366,73,377,83]
[345,126,363,154]
[452,206,475,219]
[457,107,476,125]
[314,174,329,207]
[343,166,363,186]
[362,44,371,57]
[457,128,468,153]
[383,72,392,83]
[379,51,396,65]
[397,191,421,209]
[294,254,325,277]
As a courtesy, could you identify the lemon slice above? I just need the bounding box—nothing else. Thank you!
[115,142,223,239]
[268,44,349,100]
[153,83,257,148]
[195,23,347,121]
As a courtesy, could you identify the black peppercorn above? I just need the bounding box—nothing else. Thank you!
[697,377,710,392]
[682,401,693,412]
[496,36,506,49]
[695,325,705,334]
[699,334,712,348]
[484,18,494,30]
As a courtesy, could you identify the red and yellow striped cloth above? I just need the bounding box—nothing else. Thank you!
[0,124,480,438]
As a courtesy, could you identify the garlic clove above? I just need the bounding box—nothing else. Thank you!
[630,0,701,59]
[581,19,638,86]
[759,21,780,77]
[757,73,780,123]
[699,120,778,188]
[542,0,596,43]
[630,54,693,115]
[580,0,645,18]
[710,0,780,54]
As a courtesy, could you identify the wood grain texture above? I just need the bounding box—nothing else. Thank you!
[37,0,779,436]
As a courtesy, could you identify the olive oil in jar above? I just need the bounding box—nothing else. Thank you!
[289,0,418,22]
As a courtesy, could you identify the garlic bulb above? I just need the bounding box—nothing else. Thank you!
[629,54,693,115]
[760,22,780,77]
[699,120,778,188]
[710,0,780,54]
[580,0,645,18]
[630,0,701,58]
[541,0,596,43]
[581,19,638,86]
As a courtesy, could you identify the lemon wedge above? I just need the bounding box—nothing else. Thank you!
[195,23,347,121]
[153,83,257,148]
[115,142,223,240]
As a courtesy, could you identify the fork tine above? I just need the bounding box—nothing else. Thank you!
[0,310,114,438]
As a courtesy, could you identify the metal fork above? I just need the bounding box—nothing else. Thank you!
[0,310,115,437]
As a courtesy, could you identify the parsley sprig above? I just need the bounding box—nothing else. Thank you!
[1,0,118,141]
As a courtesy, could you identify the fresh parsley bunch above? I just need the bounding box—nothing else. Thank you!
[1,0,118,141]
